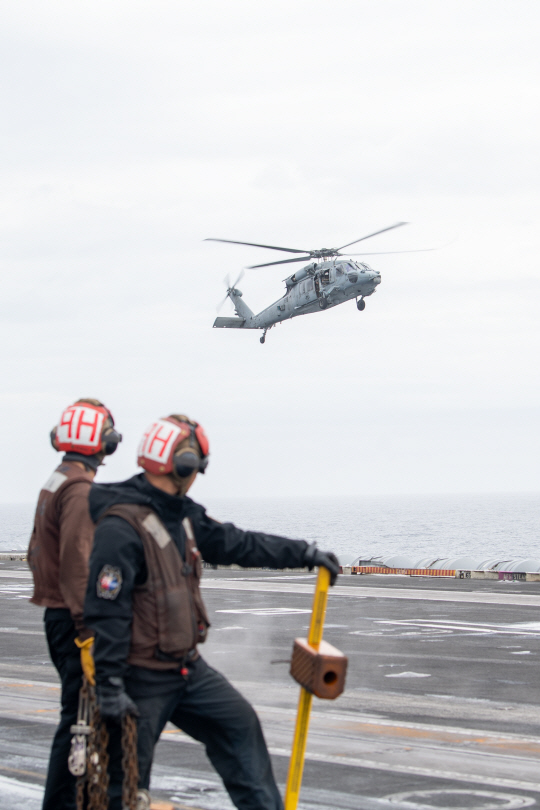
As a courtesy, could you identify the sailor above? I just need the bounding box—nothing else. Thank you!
[84,414,339,810]
[27,398,122,810]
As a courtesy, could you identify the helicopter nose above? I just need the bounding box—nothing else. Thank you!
[374,274,381,285]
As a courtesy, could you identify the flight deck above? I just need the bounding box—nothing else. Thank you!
[2,561,540,810]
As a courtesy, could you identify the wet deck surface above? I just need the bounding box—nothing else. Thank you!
[2,562,540,809]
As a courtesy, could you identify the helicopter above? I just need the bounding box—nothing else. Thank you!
[208,222,429,344]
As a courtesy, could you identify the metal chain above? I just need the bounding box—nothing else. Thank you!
[121,714,139,810]
[70,679,140,810]
[69,677,91,810]
[75,773,85,810]
[87,701,110,810]
[68,678,110,810]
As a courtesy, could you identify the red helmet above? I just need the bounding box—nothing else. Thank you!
[50,400,122,456]
[137,415,209,477]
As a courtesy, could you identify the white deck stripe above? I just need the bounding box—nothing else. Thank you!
[201,578,540,607]
[268,747,540,794]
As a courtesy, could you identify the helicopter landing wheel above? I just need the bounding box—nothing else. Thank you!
[319,296,328,310]
[357,298,366,311]
[260,335,265,344]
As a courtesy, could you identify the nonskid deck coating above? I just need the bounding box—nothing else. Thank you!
[2,562,540,809]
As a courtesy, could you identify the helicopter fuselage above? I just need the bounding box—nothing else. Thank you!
[214,259,381,333]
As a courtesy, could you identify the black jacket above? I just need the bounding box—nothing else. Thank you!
[84,474,309,681]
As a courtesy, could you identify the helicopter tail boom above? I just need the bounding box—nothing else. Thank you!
[229,290,254,321]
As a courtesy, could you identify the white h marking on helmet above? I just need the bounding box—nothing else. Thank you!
[138,420,185,463]
[57,406,105,449]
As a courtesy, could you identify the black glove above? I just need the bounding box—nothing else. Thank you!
[303,543,340,586]
[96,677,139,723]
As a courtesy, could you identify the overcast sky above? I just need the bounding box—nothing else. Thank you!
[1,1,539,503]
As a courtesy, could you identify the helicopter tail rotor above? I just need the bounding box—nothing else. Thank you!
[216,270,245,312]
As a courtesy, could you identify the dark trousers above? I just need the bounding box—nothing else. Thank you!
[125,656,284,810]
[43,609,123,810]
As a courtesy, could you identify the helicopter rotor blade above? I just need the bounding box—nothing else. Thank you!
[248,255,311,269]
[205,238,309,255]
[232,269,245,287]
[215,274,231,310]
[337,222,408,251]
[343,247,437,256]
[216,292,230,313]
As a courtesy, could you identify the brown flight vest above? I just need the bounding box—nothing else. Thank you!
[100,503,210,670]
[28,462,94,613]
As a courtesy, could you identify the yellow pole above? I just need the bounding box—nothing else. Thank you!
[284,566,331,810]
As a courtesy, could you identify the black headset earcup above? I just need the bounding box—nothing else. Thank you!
[102,429,123,456]
[50,427,58,450]
[174,451,200,478]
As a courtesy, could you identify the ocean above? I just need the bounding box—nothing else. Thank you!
[3,493,539,564]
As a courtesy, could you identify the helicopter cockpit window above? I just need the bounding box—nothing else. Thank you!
[321,269,331,285]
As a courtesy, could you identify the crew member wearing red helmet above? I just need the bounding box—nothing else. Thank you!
[84,414,339,810]
[27,399,122,810]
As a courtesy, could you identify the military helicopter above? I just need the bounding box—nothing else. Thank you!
[208,222,429,344]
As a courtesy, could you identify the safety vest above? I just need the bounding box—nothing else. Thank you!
[28,462,94,616]
[100,503,210,670]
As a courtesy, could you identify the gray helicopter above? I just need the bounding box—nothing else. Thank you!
[209,222,425,344]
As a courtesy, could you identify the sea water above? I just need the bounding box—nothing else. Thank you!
[3,493,539,563]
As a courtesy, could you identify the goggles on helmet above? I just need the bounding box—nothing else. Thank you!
[51,402,122,456]
[137,416,209,477]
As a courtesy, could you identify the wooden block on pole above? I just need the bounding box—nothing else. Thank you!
[290,638,347,699]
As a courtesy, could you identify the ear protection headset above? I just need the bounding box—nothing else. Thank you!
[172,422,209,479]
[50,400,122,457]
[100,421,123,456]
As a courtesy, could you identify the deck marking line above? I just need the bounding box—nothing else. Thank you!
[200,579,540,607]
[267,747,540,793]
